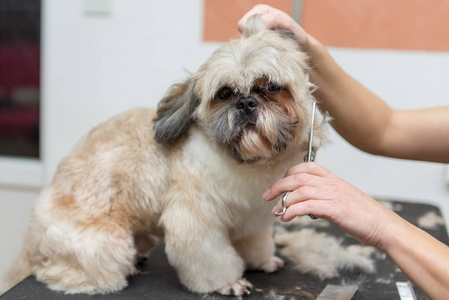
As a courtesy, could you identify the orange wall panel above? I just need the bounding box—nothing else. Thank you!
[204,0,449,51]
[204,0,292,42]
[302,0,449,51]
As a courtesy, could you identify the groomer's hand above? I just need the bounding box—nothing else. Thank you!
[263,162,404,249]
[237,4,311,49]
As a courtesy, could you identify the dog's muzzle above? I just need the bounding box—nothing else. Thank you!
[236,96,259,124]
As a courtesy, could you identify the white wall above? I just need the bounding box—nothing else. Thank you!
[0,188,38,278]
[41,0,220,183]
[1,0,448,280]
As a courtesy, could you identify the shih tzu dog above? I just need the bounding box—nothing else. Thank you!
[2,15,327,296]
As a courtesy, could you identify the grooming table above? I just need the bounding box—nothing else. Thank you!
[2,200,447,300]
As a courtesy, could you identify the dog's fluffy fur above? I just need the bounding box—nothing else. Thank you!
[275,227,375,280]
[1,16,328,296]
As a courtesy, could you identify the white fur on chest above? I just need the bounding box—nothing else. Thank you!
[182,129,300,239]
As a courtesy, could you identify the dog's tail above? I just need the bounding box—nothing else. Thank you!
[0,247,32,296]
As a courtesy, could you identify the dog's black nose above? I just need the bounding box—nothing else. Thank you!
[236,97,259,114]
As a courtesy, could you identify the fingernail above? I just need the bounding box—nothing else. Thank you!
[262,189,270,200]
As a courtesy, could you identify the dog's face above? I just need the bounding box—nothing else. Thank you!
[154,15,319,164]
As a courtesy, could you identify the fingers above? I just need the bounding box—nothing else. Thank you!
[271,185,325,215]
[259,12,296,34]
[285,162,333,178]
[237,5,293,32]
[264,173,319,202]
[266,163,339,221]
[237,4,308,45]
[263,162,331,201]
[237,4,274,32]
[280,200,331,222]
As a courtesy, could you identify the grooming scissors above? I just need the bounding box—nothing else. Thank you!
[274,101,317,219]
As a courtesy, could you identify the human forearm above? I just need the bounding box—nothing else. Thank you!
[306,39,449,162]
[383,218,449,299]
[305,37,394,155]
[385,107,449,162]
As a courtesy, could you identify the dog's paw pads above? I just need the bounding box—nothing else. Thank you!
[261,256,285,273]
[216,278,253,296]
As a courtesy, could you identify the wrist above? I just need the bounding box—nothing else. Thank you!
[302,35,328,65]
[377,212,413,254]
[303,36,343,86]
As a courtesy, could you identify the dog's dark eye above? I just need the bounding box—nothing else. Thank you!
[217,87,233,100]
[267,82,282,93]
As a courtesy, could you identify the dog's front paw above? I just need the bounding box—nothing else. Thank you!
[215,278,253,296]
[260,256,284,273]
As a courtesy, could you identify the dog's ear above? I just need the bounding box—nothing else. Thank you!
[242,14,267,38]
[153,78,199,144]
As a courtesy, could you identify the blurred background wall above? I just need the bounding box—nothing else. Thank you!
[0,0,448,279]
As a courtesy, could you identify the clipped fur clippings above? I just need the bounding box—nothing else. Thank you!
[275,228,376,280]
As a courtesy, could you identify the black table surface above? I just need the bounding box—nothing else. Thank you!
[2,199,447,300]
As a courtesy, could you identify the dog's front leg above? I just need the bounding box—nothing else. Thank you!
[234,225,284,273]
[161,204,251,296]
